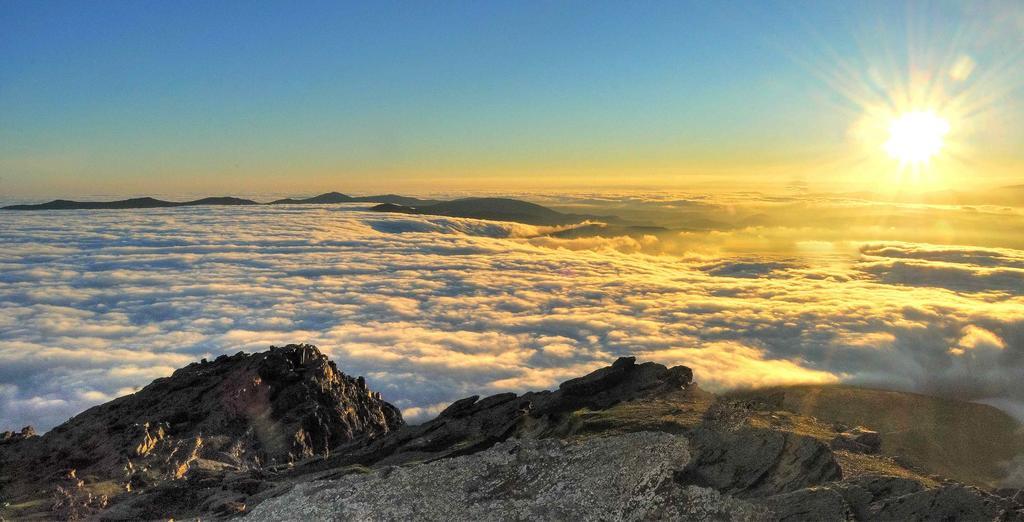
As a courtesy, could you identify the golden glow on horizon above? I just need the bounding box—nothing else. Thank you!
[883,111,950,165]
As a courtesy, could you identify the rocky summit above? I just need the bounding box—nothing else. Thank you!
[0,344,402,520]
[1,346,1022,521]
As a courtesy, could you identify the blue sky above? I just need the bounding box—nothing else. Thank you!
[2,1,1021,196]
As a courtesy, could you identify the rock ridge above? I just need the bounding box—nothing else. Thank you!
[0,344,402,519]
[2,347,1022,521]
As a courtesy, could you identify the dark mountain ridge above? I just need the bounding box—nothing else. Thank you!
[2,196,259,211]
[268,192,441,206]
[2,192,636,230]
[1,192,494,213]
[2,192,609,228]
[268,192,353,205]
[370,197,599,225]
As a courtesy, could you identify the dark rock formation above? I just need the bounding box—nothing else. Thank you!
[869,484,1023,521]
[313,357,694,469]
[679,427,843,498]
[996,488,1024,503]
[830,426,882,454]
[92,358,693,520]
[758,477,1024,521]
[829,474,925,519]
[0,344,402,518]
[3,193,442,211]
[51,468,110,521]
[759,475,923,521]
[269,192,440,206]
[4,349,1023,521]
[760,486,855,521]
[558,355,637,395]
[2,196,259,211]
[0,425,36,445]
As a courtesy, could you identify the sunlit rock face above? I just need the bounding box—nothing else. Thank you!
[0,344,402,507]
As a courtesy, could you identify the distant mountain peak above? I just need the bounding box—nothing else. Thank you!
[369,197,591,225]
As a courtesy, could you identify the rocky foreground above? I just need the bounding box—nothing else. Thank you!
[1,344,1022,521]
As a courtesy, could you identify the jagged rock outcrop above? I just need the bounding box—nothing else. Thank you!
[312,356,694,468]
[0,344,402,518]
[0,425,36,445]
[3,348,1023,521]
[50,468,110,520]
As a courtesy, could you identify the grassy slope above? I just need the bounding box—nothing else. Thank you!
[556,386,938,487]
[726,384,1024,488]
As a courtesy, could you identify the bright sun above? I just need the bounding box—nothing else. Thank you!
[883,110,950,164]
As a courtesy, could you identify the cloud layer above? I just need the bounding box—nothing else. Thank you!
[1,201,1022,433]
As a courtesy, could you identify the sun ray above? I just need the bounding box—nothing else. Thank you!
[772,2,1024,192]
[883,110,950,165]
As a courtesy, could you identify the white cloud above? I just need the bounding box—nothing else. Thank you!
[0,201,1022,435]
[950,325,1006,356]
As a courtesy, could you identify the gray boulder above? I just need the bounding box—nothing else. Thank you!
[244,432,767,522]
[678,427,842,498]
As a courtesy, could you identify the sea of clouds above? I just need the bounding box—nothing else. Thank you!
[1,197,1022,435]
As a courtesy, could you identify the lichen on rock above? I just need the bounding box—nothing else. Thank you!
[244,432,767,521]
